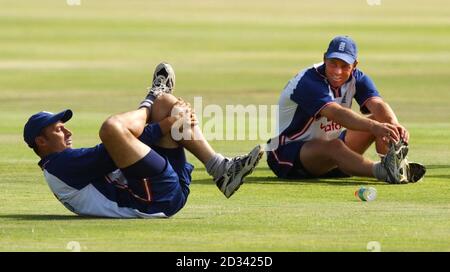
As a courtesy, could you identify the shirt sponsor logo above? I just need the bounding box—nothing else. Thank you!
[320,119,342,132]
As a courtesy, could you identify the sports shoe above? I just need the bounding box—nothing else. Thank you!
[139,62,176,108]
[216,145,264,198]
[382,140,409,184]
[152,62,175,93]
[404,161,427,183]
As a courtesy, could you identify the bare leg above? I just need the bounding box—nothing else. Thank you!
[99,108,151,168]
[98,92,216,170]
[344,130,375,154]
[344,114,390,155]
[150,93,263,193]
[103,91,262,197]
[150,94,216,164]
[299,138,375,177]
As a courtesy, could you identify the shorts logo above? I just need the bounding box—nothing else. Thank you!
[338,42,346,51]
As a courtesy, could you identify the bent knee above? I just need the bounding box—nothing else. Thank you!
[323,138,346,153]
[99,116,125,141]
[154,94,178,111]
[151,94,179,122]
[157,92,177,102]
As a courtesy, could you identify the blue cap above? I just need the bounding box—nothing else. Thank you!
[23,109,73,148]
[324,35,358,64]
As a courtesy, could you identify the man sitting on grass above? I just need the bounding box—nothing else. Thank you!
[266,35,425,183]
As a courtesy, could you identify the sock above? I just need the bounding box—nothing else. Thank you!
[205,153,227,180]
[138,91,158,109]
[372,162,387,181]
[139,99,153,109]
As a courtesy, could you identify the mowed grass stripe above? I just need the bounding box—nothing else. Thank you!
[0,0,449,251]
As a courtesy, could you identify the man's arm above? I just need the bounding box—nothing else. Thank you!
[365,98,398,123]
[157,100,198,136]
[320,102,400,142]
[365,98,409,143]
[158,116,179,136]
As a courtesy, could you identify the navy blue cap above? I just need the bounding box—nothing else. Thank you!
[23,109,73,148]
[325,35,358,64]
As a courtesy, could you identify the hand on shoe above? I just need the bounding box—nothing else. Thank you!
[392,123,409,144]
[371,121,400,143]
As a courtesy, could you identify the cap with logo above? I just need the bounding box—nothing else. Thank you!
[324,35,358,64]
[23,109,73,148]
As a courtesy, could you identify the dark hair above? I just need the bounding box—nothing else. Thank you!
[32,145,40,156]
[31,131,47,157]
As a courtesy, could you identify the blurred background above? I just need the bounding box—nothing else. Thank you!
[1,0,449,157]
[0,0,449,251]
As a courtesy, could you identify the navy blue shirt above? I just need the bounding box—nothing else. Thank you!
[37,123,170,218]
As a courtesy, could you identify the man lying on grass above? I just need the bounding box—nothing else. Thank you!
[23,63,263,218]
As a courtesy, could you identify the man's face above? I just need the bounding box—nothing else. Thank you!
[324,58,357,88]
[37,121,73,153]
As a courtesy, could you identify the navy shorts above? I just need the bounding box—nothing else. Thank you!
[121,146,194,217]
[266,131,350,179]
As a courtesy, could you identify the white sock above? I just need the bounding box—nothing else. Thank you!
[206,153,227,180]
[372,162,387,181]
[139,91,159,109]
[139,99,154,109]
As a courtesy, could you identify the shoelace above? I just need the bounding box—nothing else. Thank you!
[380,145,399,182]
[399,157,409,181]
[226,155,247,176]
[146,83,168,98]
[152,75,166,87]
[383,141,407,161]
[382,143,410,182]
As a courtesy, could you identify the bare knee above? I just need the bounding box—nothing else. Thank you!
[154,93,178,108]
[151,94,179,122]
[99,116,125,142]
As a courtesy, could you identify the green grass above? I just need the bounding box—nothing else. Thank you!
[0,0,449,251]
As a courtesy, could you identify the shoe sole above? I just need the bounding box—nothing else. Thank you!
[408,162,426,183]
[224,145,264,198]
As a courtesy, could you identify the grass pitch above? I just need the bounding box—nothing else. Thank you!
[0,0,449,251]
